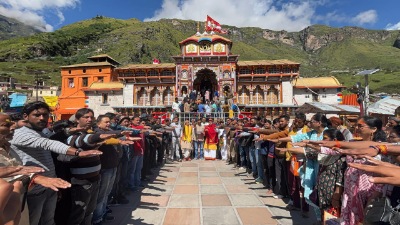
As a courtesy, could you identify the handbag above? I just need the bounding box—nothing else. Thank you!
[180,140,192,149]
[364,196,400,225]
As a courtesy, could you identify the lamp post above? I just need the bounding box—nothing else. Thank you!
[35,72,39,101]
[354,69,380,116]
[33,70,48,101]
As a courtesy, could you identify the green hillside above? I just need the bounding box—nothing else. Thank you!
[0,16,399,93]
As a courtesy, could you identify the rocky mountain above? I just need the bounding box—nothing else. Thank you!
[0,16,399,93]
[0,15,41,40]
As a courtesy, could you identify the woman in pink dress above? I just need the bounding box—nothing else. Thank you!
[340,116,386,225]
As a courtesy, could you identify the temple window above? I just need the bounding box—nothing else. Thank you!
[82,77,88,87]
[292,67,299,73]
[254,67,266,74]
[135,70,146,76]
[162,70,173,76]
[83,69,86,73]
[97,77,104,82]
[68,78,74,88]
[148,70,158,76]
[99,69,102,73]
[268,66,280,74]
[239,68,251,75]
[102,93,108,104]
[282,67,291,73]
[124,71,134,77]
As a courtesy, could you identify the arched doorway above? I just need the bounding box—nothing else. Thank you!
[193,68,218,102]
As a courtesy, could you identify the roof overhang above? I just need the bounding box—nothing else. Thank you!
[296,102,360,115]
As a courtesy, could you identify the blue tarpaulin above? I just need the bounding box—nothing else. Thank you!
[9,93,27,108]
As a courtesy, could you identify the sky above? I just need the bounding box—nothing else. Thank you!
[0,0,400,32]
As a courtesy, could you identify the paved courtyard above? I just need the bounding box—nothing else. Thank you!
[108,160,316,225]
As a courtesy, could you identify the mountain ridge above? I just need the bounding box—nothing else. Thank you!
[0,16,399,93]
[0,15,41,40]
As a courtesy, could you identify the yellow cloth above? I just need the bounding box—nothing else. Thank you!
[104,138,120,145]
[182,125,192,142]
[204,142,217,150]
[229,109,234,118]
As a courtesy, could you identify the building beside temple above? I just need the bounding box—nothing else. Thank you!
[54,32,344,119]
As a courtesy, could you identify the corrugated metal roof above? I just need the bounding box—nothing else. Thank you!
[296,102,360,115]
[334,104,360,113]
[117,63,176,70]
[292,76,344,88]
[60,62,114,68]
[367,97,400,115]
[237,59,299,66]
[342,94,359,106]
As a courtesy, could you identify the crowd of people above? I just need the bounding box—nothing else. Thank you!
[171,89,238,117]
[2,100,400,225]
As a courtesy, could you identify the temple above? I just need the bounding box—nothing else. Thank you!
[54,32,343,119]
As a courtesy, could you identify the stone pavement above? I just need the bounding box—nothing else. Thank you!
[108,160,317,225]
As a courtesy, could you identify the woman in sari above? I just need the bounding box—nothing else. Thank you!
[181,119,193,161]
[204,118,219,160]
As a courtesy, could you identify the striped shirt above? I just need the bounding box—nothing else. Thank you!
[10,126,70,194]
[66,132,102,181]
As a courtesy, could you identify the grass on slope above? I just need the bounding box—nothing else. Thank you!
[335,71,400,94]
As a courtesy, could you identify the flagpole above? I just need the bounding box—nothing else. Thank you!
[204,17,207,34]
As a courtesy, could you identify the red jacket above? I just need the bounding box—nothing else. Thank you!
[131,125,145,156]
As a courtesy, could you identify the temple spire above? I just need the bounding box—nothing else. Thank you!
[195,21,201,36]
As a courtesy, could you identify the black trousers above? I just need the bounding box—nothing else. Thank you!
[68,178,100,225]
[274,157,289,196]
[262,155,275,190]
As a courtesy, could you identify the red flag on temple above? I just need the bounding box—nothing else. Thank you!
[206,15,227,34]
[152,58,160,64]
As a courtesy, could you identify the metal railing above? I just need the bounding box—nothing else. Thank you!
[170,112,242,122]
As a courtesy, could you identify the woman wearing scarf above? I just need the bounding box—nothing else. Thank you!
[181,120,193,161]
[273,113,329,224]
[204,118,219,160]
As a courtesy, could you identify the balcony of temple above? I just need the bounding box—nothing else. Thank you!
[236,60,299,83]
[116,63,176,84]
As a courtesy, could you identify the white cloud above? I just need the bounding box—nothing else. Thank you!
[145,0,317,32]
[386,21,400,30]
[0,0,79,31]
[351,9,377,25]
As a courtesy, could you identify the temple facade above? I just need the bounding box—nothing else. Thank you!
[54,33,343,119]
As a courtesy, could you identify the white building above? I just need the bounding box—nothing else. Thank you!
[292,76,344,106]
[36,86,60,97]
[84,82,124,115]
